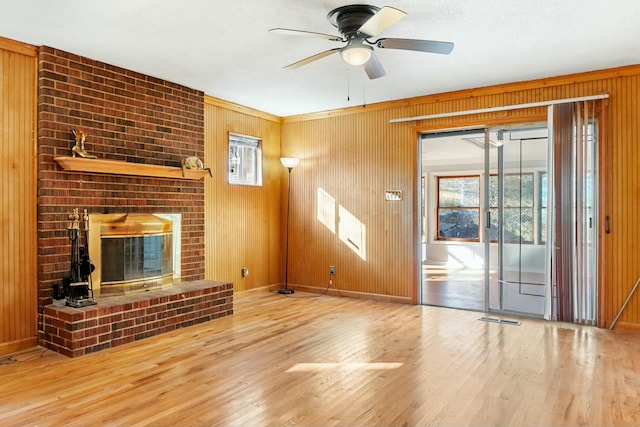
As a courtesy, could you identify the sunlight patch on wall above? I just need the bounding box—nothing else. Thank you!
[317,187,336,234]
[317,187,367,260]
[339,205,367,260]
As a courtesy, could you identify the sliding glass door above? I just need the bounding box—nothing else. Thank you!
[485,126,549,318]
[420,103,601,323]
[421,129,486,311]
[420,124,551,318]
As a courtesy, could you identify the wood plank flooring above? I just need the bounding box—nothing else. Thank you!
[1,292,639,426]
[422,264,485,310]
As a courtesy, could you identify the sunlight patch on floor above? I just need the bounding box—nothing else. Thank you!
[286,362,403,372]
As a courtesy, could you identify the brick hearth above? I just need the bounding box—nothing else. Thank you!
[42,280,232,357]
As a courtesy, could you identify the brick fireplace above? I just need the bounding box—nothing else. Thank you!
[36,46,232,355]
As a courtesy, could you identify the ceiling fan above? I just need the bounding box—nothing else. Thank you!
[269,4,454,79]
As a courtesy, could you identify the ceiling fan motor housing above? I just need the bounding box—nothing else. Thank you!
[327,4,380,37]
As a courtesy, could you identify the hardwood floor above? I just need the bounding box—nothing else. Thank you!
[422,264,485,311]
[1,292,639,426]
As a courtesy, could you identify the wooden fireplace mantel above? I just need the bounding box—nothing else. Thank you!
[54,156,209,180]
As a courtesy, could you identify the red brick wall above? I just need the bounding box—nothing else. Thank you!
[37,46,206,329]
[42,280,233,357]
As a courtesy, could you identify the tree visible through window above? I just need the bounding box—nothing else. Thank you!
[489,174,534,244]
[436,174,537,243]
[437,176,480,240]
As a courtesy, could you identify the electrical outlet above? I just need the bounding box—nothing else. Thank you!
[242,267,249,277]
[329,265,335,276]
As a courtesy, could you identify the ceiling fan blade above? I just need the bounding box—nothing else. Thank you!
[364,52,386,80]
[284,48,341,70]
[269,28,343,42]
[358,6,406,37]
[376,38,454,54]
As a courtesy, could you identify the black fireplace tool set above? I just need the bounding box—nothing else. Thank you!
[53,208,97,307]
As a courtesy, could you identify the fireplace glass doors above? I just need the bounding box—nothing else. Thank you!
[88,213,181,296]
[101,234,173,286]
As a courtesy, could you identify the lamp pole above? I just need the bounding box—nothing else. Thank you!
[279,157,299,294]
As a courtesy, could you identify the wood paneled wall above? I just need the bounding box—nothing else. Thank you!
[281,110,416,303]
[0,37,38,353]
[282,65,640,327]
[203,97,282,295]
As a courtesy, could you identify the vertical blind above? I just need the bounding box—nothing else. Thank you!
[551,100,599,324]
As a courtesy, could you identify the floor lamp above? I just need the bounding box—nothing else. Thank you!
[279,157,300,294]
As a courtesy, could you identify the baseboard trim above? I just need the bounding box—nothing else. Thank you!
[234,285,274,299]
[261,283,412,305]
[0,337,38,357]
[608,320,640,332]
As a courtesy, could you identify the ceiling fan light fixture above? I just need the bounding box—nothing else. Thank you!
[340,43,373,66]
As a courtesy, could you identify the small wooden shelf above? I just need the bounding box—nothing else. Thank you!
[54,156,209,180]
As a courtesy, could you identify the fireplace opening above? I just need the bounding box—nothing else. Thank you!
[101,233,173,291]
[89,213,181,296]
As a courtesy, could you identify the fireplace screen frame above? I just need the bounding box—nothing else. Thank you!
[88,213,181,296]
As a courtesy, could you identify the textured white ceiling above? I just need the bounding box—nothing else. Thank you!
[1,0,638,116]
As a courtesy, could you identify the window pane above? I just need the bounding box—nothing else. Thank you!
[489,207,498,241]
[228,134,262,186]
[504,207,533,243]
[540,208,547,243]
[438,209,479,239]
[488,173,534,243]
[489,174,534,208]
[504,174,533,207]
[439,177,479,207]
[489,175,498,206]
[540,173,547,208]
[539,173,547,243]
[489,207,534,243]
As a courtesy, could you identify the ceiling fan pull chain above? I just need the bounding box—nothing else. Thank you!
[363,74,367,107]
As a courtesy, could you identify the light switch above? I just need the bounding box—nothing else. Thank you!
[385,190,403,201]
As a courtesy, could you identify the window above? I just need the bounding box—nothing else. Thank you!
[228,133,262,186]
[489,173,534,244]
[436,173,539,244]
[437,176,480,241]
